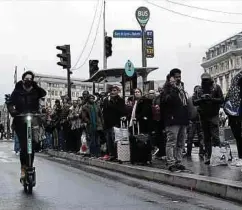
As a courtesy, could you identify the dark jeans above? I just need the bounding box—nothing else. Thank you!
[201,116,220,159]
[68,129,81,152]
[187,120,204,156]
[153,121,166,157]
[61,122,70,151]
[14,120,36,167]
[229,116,242,159]
[105,128,116,157]
[87,130,101,157]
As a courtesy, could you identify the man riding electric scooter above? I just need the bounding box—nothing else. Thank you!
[6,71,46,181]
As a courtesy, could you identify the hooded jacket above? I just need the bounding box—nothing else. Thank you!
[7,81,46,117]
[224,70,242,117]
[193,82,223,118]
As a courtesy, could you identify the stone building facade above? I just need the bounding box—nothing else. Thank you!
[201,31,242,95]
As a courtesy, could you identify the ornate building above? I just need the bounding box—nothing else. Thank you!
[35,73,104,107]
[201,31,242,95]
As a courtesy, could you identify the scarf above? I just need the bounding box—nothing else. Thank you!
[129,100,138,127]
[176,84,187,106]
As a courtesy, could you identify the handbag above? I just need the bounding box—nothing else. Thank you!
[114,120,129,142]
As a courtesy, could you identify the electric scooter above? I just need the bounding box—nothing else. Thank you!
[17,113,42,194]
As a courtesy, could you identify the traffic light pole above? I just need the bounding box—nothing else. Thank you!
[67,68,72,101]
[103,0,107,69]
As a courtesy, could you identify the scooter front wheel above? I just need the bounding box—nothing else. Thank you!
[27,176,33,194]
[24,183,28,193]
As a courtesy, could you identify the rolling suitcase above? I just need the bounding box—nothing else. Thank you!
[117,120,130,163]
[130,121,152,165]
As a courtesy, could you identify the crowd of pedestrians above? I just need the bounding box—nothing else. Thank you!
[9,68,242,172]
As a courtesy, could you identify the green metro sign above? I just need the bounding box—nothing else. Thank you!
[135,6,150,28]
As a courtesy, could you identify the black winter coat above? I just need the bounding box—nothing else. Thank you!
[135,97,153,133]
[193,83,223,118]
[103,95,125,129]
[161,84,189,127]
[7,81,46,117]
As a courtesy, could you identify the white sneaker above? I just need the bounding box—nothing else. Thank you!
[236,159,242,167]
[231,158,239,166]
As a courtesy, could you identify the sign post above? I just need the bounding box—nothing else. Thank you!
[136,6,150,67]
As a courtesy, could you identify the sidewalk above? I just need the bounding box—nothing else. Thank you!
[151,144,242,182]
[46,143,242,203]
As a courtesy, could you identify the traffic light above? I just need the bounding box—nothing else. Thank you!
[89,60,99,78]
[105,36,112,58]
[56,45,71,69]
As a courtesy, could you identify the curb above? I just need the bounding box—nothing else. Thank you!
[0,140,13,143]
[46,150,242,203]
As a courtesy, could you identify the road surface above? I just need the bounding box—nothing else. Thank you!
[0,142,241,210]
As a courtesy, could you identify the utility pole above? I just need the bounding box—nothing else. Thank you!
[103,0,107,69]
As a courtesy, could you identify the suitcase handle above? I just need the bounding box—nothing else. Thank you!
[120,118,128,129]
[132,120,140,135]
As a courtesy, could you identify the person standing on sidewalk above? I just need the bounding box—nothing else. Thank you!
[102,85,126,161]
[224,70,242,166]
[161,69,189,172]
[186,86,204,158]
[193,73,224,165]
[60,96,71,151]
[82,95,104,157]
[12,123,20,155]
[52,100,62,150]
[0,122,4,140]
[161,69,189,171]
[67,100,82,153]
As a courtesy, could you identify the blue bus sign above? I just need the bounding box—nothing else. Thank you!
[113,30,142,38]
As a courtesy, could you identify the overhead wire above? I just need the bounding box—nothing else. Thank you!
[72,0,100,70]
[72,0,104,70]
[166,0,242,15]
[145,0,242,25]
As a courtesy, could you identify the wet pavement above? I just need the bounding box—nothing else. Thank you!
[150,144,242,181]
[1,142,242,210]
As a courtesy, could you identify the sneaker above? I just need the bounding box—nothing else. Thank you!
[168,165,181,172]
[231,158,239,166]
[204,158,210,165]
[101,155,110,161]
[235,159,242,167]
[175,164,186,170]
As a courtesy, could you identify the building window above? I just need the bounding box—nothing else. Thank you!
[60,91,62,96]
[48,83,52,87]
[48,90,51,96]
[55,91,58,96]
[76,92,79,97]
[72,92,75,97]
[51,91,54,96]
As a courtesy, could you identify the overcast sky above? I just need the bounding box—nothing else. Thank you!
[1,0,242,103]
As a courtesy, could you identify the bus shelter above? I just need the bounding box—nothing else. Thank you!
[83,67,158,98]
